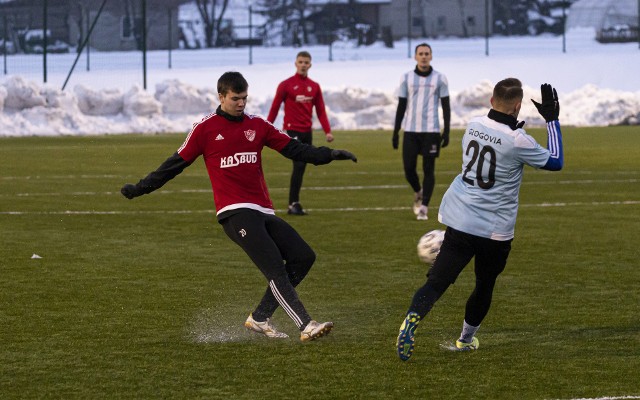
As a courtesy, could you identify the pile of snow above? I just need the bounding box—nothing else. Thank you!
[1,28,639,136]
[0,75,638,137]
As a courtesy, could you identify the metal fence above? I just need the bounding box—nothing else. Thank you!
[1,0,639,91]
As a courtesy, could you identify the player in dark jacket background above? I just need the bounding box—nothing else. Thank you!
[267,51,333,216]
[121,71,357,342]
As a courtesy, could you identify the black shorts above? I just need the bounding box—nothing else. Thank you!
[403,131,441,158]
[427,227,512,286]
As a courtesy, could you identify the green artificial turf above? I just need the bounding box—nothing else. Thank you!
[1,126,638,399]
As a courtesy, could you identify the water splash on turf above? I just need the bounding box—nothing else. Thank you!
[187,308,253,343]
[439,341,461,351]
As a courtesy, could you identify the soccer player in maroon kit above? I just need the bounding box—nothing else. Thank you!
[121,71,357,342]
[267,51,333,215]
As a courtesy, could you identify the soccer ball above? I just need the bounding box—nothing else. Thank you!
[417,230,445,264]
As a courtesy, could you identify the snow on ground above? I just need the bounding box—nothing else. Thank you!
[0,28,639,137]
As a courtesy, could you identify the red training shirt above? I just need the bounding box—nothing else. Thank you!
[267,73,331,134]
[177,112,292,216]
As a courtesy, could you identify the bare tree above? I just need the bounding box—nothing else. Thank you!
[255,0,313,46]
[122,0,137,47]
[194,0,230,47]
[290,0,309,45]
[254,0,287,45]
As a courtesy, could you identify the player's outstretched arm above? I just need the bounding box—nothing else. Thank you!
[279,140,356,165]
[121,152,192,199]
[532,84,563,171]
[331,149,357,163]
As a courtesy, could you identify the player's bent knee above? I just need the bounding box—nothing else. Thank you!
[425,278,450,296]
[289,249,315,269]
[302,250,316,268]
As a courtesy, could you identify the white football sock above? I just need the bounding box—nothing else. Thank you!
[459,320,480,343]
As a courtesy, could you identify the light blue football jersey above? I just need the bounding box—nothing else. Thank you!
[397,69,449,133]
[438,115,551,240]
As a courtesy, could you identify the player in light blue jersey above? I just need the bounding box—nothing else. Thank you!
[393,43,451,221]
[396,79,563,361]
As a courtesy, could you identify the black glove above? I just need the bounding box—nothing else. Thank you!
[516,120,525,129]
[441,129,450,148]
[392,131,399,150]
[121,183,143,199]
[331,149,357,163]
[531,83,559,123]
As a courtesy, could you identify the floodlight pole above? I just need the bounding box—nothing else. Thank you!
[43,0,48,83]
[168,7,172,69]
[485,0,489,56]
[3,15,7,75]
[407,0,411,58]
[86,11,90,71]
[329,39,333,61]
[562,2,566,53]
[142,0,147,90]
[249,5,253,65]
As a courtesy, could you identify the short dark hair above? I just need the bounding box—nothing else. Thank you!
[493,78,523,103]
[296,50,311,60]
[217,71,248,95]
[414,43,432,54]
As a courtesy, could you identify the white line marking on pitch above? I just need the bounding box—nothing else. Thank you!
[1,169,639,181]
[4,178,639,198]
[1,201,639,215]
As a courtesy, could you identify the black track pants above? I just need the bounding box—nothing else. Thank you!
[402,131,440,206]
[287,130,312,205]
[221,209,316,329]
[408,227,512,327]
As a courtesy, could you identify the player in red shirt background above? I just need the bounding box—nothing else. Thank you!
[267,51,333,216]
[121,72,357,342]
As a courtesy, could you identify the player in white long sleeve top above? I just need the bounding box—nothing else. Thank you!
[396,79,563,361]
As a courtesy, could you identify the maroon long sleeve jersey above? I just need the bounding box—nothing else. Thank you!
[128,107,336,221]
[267,73,331,134]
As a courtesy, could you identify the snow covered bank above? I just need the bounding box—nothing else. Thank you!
[0,75,638,137]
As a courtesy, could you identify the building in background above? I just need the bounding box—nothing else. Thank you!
[378,0,489,40]
[234,0,486,46]
[244,0,572,46]
[178,0,267,48]
[0,0,601,53]
[567,0,639,43]
[0,0,188,53]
